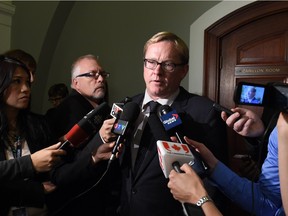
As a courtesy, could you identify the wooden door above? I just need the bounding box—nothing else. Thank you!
[204,1,288,215]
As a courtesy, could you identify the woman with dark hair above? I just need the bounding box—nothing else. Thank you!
[0,56,66,216]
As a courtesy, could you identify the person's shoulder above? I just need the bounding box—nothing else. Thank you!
[61,90,83,104]
[178,86,206,98]
[129,93,145,104]
[175,87,216,117]
[56,90,91,112]
[178,87,213,105]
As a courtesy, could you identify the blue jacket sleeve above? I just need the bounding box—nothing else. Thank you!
[210,128,281,216]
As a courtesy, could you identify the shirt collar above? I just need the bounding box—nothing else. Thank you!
[142,88,180,110]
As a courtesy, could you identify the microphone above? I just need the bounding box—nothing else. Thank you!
[158,105,184,143]
[157,140,195,178]
[59,102,111,151]
[110,97,132,119]
[109,101,140,161]
[157,105,208,178]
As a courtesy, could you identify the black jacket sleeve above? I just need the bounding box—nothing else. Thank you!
[0,155,35,182]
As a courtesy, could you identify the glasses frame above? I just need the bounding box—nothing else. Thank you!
[75,70,110,79]
[143,58,186,73]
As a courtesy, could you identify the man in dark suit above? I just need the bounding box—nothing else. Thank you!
[117,31,228,216]
[242,87,261,104]
[45,54,119,216]
[46,54,110,140]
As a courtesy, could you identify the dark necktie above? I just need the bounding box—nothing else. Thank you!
[134,101,159,174]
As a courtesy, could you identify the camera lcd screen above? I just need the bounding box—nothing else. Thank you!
[234,82,267,106]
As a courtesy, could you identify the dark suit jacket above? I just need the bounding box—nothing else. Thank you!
[45,89,119,216]
[0,155,34,182]
[118,87,228,216]
[47,132,121,216]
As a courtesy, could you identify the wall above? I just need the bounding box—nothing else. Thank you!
[0,1,14,53]
[189,0,255,95]
[10,1,220,114]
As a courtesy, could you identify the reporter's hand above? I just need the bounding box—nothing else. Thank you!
[277,112,288,131]
[30,142,66,172]
[168,163,207,204]
[183,136,218,170]
[221,107,264,137]
[99,118,117,142]
[91,141,123,164]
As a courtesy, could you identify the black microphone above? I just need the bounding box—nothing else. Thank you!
[158,105,208,178]
[59,102,111,151]
[109,101,140,161]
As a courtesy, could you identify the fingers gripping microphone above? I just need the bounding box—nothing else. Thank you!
[158,105,208,178]
[109,101,140,161]
[59,102,111,150]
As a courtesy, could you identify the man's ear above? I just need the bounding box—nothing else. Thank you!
[71,78,78,89]
[180,64,189,79]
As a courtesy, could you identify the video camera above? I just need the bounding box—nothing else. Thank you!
[233,82,288,113]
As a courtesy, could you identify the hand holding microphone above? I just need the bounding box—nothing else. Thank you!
[99,118,117,143]
[157,140,195,178]
[157,105,208,178]
[110,101,140,161]
[168,163,207,204]
[91,141,122,165]
[99,97,134,143]
[58,102,110,151]
[183,136,218,171]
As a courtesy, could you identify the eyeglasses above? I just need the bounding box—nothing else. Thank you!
[143,59,185,73]
[75,70,110,79]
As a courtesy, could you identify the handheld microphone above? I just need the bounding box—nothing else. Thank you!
[157,105,208,178]
[157,140,195,178]
[110,97,132,119]
[109,101,140,161]
[158,105,184,143]
[59,102,111,151]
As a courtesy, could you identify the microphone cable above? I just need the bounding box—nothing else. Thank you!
[49,156,115,216]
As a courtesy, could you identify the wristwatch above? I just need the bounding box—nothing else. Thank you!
[196,196,212,207]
